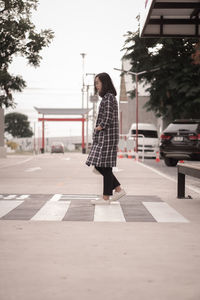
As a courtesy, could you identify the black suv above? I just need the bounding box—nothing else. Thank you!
[160,119,200,166]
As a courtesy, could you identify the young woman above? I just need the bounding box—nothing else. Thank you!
[85,72,126,204]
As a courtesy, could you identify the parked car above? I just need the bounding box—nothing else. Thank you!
[128,123,159,158]
[51,142,64,153]
[160,119,200,166]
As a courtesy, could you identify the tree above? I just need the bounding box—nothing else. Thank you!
[122,27,200,120]
[5,112,33,137]
[0,0,54,109]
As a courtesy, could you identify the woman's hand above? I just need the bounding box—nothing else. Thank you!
[95,125,102,131]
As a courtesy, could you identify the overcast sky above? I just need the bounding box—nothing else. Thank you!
[6,0,144,138]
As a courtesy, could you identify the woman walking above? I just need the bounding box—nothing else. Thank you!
[85,72,126,204]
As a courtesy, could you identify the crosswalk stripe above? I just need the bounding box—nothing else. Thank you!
[61,196,99,200]
[61,194,99,199]
[25,167,41,172]
[16,195,30,200]
[49,194,62,202]
[3,195,17,200]
[94,201,126,222]
[0,201,24,218]
[0,194,190,223]
[31,201,71,221]
[142,202,189,223]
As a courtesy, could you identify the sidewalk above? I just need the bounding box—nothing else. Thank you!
[0,153,200,300]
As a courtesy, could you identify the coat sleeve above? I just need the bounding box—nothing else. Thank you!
[99,94,113,130]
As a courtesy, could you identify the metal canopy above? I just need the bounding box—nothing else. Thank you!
[34,107,91,115]
[140,0,200,37]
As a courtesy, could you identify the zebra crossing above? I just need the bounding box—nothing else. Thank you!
[0,194,189,223]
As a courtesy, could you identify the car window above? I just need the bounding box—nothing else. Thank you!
[131,130,158,138]
[165,123,198,132]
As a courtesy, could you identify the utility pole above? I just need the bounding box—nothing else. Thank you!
[86,84,89,153]
[33,121,36,154]
[114,67,159,154]
[86,73,96,153]
[80,53,86,153]
[80,53,86,109]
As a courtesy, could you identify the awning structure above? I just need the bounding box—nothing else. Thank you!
[34,107,91,115]
[140,0,200,37]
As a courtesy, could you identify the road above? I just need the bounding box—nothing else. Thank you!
[142,157,200,195]
[0,153,199,195]
[0,153,200,300]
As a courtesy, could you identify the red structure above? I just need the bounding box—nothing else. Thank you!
[34,107,91,153]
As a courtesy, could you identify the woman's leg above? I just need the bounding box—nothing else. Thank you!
[94,166,104,175]
[112,174,121,191]
[95,166,120,189]
[95,166,121,199]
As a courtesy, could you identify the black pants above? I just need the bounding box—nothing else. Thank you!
[95,166,120,196]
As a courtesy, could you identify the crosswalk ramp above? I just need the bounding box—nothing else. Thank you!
[0,194,189,223]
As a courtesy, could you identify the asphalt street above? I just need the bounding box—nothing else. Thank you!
[143,157,200,195]
[0,153,200,300]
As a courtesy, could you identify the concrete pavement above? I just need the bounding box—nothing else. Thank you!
[0,153,200,300]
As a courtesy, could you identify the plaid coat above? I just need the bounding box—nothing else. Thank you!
[85,92,119,167]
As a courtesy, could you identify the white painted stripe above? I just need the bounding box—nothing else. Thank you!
[61,194,99,198]
[16,195,30,200]
[61,194,98,197]
[25,167,41,172]
[138,161,200,195]
[113,167,123,172]
[94,201,126,222]
[0,201,24,218]
[61,196,99,200]
[0,157,33,169]
[31,201,70,221]
[138,161,176,182]
[143,202,189,223]
[14,157,33,165]
[3,195,17,200]
[49,194,62,202]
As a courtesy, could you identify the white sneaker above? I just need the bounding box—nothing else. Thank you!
[91,198,111,205]
[111,189,126,201]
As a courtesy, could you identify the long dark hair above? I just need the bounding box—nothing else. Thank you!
[94,72,117,97]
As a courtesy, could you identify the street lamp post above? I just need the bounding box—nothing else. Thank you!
[85,73,96,153]
[80,53,86,153]
[135,73,139,153]
[86,84,89,153]
[80,53,86,109]
[114,67,159,154]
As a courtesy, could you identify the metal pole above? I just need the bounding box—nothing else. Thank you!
[120,111,122,134]
[80,53,86,153]
[42,114,45,153]
[135,74,138,153]
[38,120,40,153]
[114,67,160,154]
[86,85,89,153]
[86,72,96,136]
[92,102,95,130]
[82,118,85,152]
[34,121,36,154]
[80,53,86,109]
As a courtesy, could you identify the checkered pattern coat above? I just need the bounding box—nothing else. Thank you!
[85,92,119,167]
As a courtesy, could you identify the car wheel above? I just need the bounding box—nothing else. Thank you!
[164,157,178,167]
